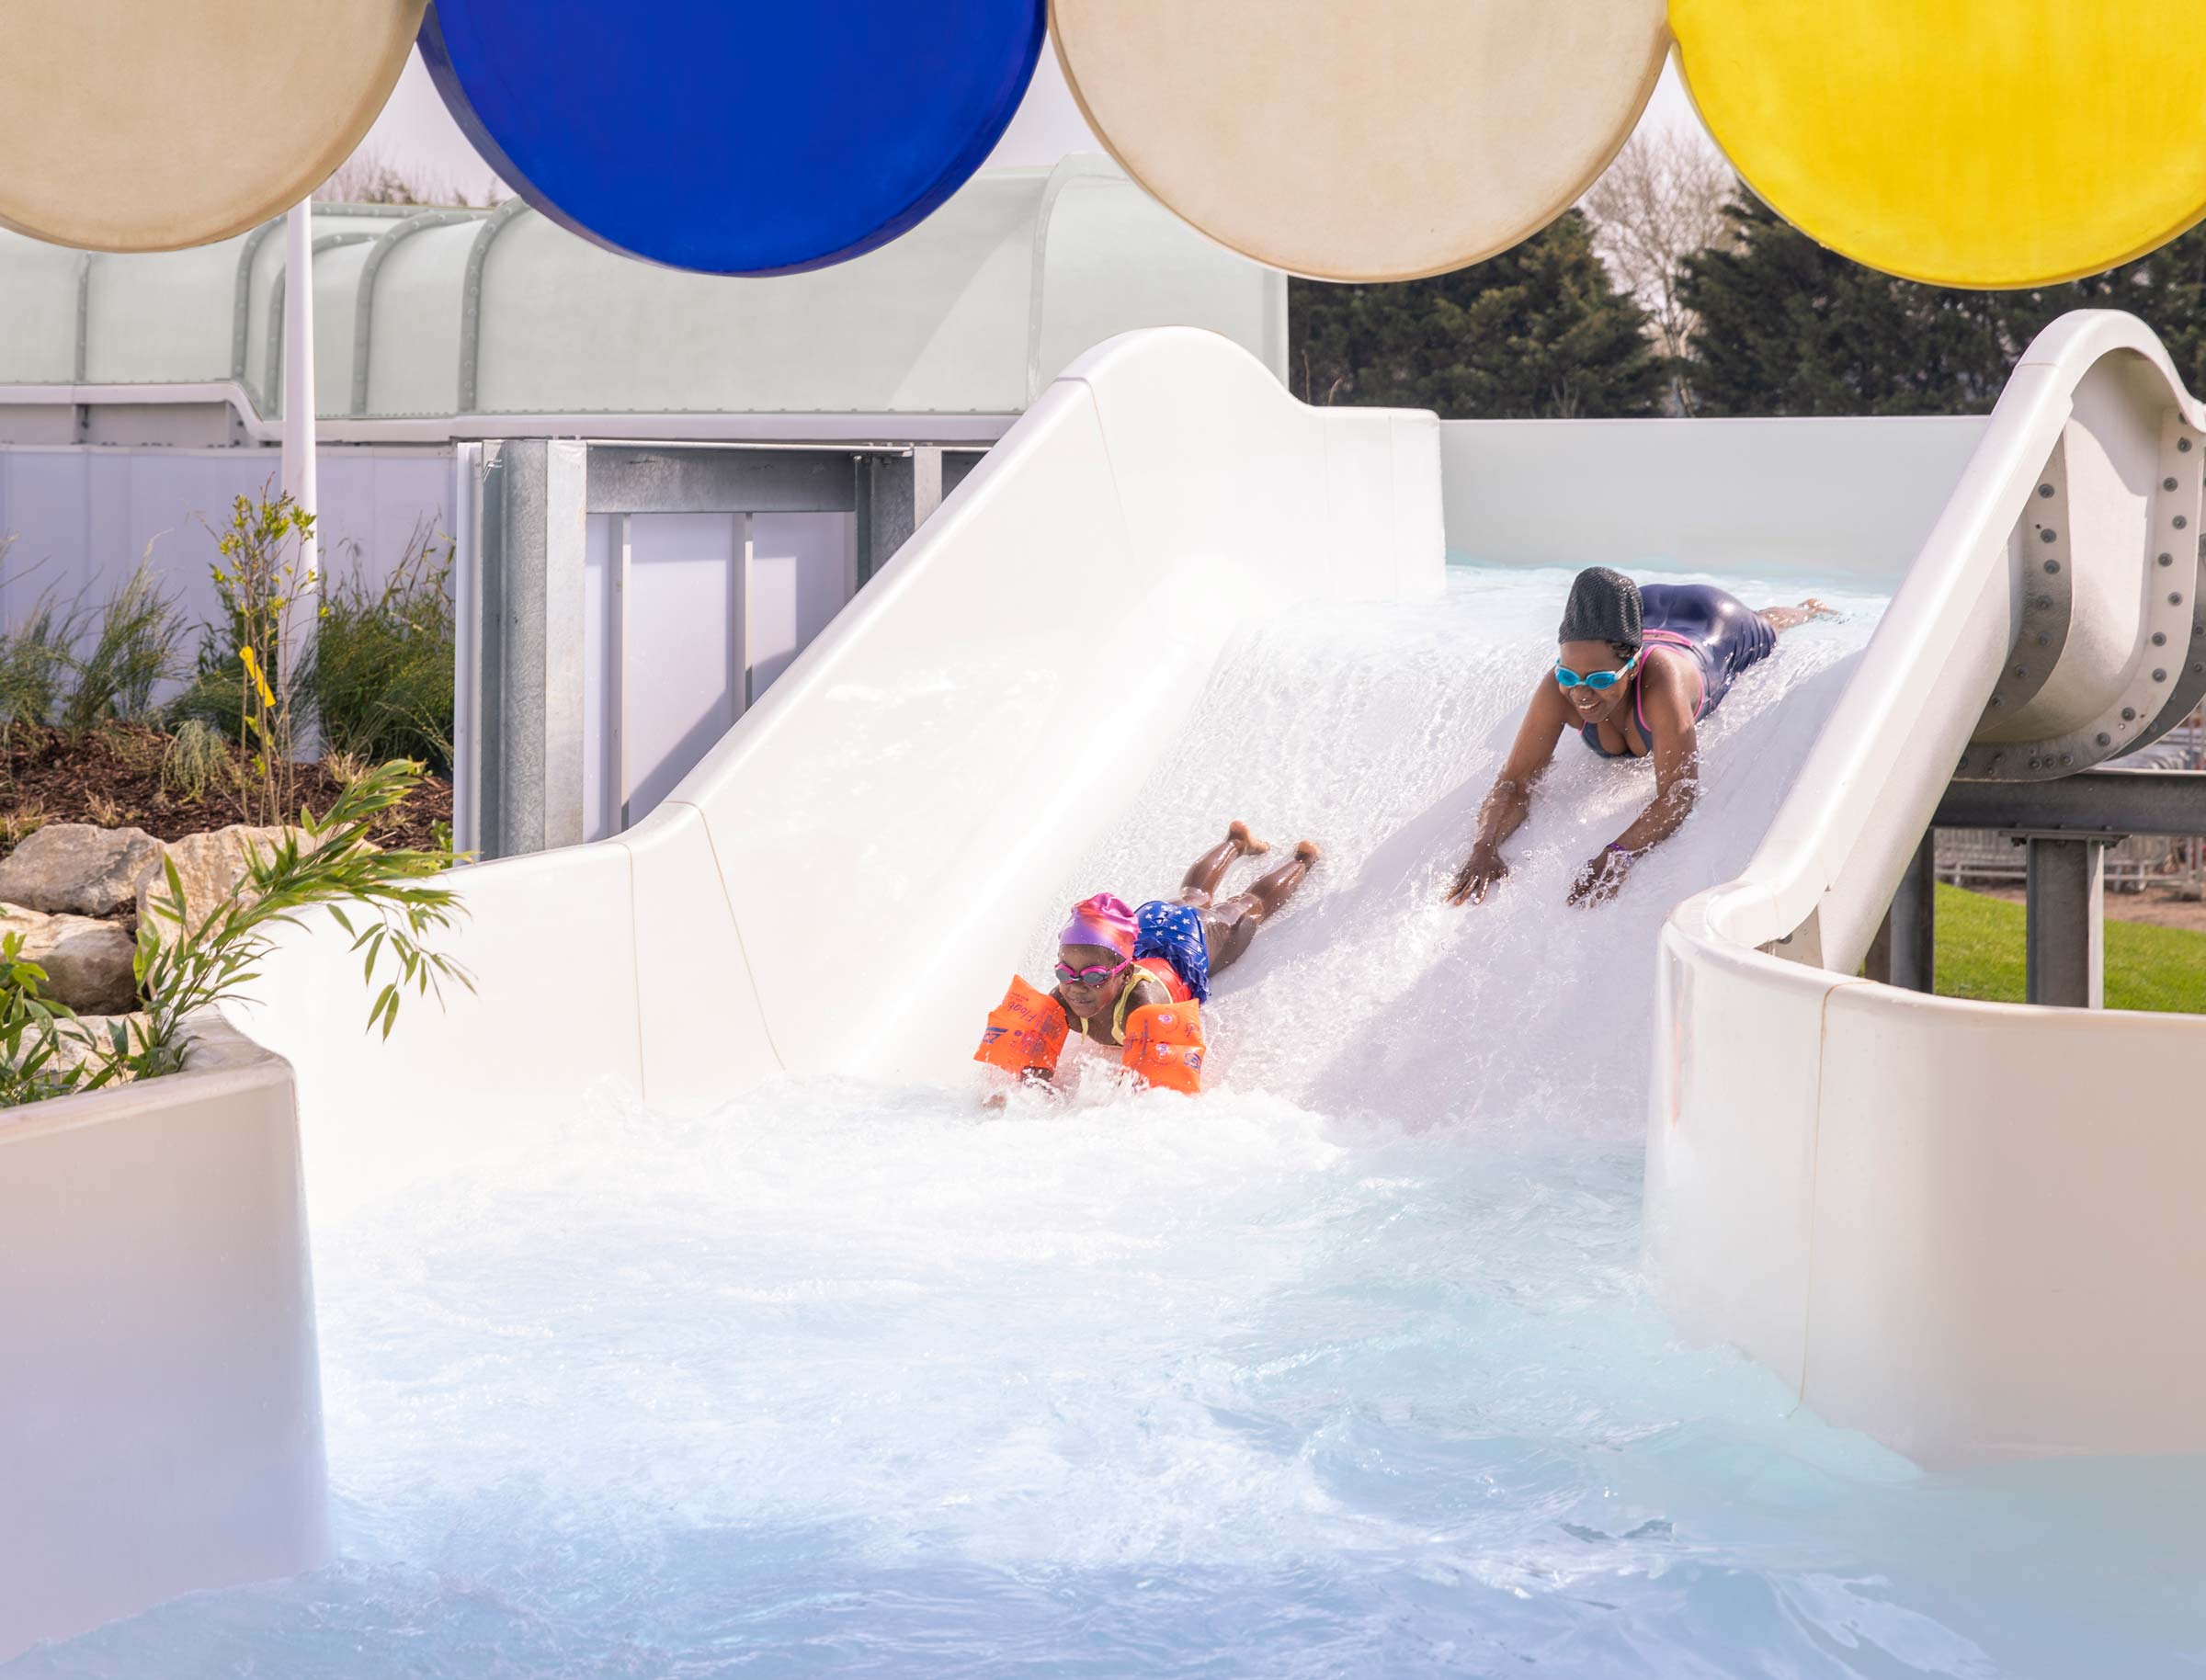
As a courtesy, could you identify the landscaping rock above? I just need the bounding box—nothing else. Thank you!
[136,825,291,941]
[0,905,138,1014]
[0,823,161,917]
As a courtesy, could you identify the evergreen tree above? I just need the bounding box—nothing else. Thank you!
[1680,194,2206,415]
[1290,211,1663,419]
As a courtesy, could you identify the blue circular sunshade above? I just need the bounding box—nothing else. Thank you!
[419,0,1046,275]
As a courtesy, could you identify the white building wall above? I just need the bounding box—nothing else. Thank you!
[0,445,453,687]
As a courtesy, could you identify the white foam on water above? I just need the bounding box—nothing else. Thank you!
[13,569,2204,1679]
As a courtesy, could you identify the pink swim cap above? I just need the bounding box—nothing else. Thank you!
[1060,893,1138,958]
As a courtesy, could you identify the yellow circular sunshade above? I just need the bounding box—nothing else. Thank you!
[0,0,425,252]
[1672,0,2206,289]
[1051,0,1670,282]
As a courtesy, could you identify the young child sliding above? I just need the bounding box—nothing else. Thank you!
[975,823,1319,1095]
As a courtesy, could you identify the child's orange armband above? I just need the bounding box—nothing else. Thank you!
[1120,1000,1205,1095]
[974,974,1069,1077]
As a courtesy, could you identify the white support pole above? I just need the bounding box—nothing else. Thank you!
[280,201,321,760]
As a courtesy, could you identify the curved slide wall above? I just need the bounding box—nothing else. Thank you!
[242,327,1443,1130]
[1646,312,2206,1467]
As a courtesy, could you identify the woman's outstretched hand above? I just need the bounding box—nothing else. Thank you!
[1568,846,1632,908]
[1447,844,1508,906]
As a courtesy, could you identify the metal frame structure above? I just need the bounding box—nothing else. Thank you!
[455,437,964,858]
[1873,768,2206,1007]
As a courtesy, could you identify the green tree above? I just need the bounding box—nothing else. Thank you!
[1291,211,1663,419]
[1680,194,2206,415]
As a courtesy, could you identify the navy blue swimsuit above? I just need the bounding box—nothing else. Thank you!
[1579,584,1777,758]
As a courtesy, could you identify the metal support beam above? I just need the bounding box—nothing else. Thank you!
[472,438,587,859]
[856,446,944,585]
[1937,768,2206,836]
[610,513,631,834]
[1866,830,1937,993]
[2025,836,2106,1008]
[586,446,857,516]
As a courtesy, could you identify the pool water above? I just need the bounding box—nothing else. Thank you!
[11,571,2202,1677]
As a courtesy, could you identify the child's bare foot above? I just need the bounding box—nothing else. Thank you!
[1229,820,1270,857]
[1294,839,1321,865]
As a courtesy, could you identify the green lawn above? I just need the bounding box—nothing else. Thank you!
[1934,883,2206,1014]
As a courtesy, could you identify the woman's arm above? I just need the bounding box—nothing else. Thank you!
[1449,674,1569,905]
[1568,657,1700,906]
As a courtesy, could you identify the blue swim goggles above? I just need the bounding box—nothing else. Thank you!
[1554,650,1640,691]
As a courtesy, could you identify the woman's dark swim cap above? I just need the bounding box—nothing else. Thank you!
[1557,566,1643,650]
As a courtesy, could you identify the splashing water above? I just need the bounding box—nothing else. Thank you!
[13,570,2203,1679]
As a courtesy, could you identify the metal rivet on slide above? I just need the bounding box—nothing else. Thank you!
[2123,707,2138,721]
[2175,593,2188,606]
[2154,631,2168,646]
[2179,516,2192,529]
[1991,692,2006,708]
[2161,552,2176,566]
[2155,668,2169,682]
[2040,528,2058,543]
[2036,633,2051,647]
[2185,438,2197,452]
[2098,733,2112,747]
[2036,595,2054,609]
[2062,754,2074,766]
[2168,477,2182,492]
[2046,560,2062,574]
[2013,664,2029,679]
[2039,483,2056,498]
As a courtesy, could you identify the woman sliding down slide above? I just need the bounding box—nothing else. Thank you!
[1449,567,1833,909]
[976,823,1318,1095]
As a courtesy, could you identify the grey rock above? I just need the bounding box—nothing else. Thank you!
[0,823,161,917]
[136,825,291,944]
[0,905,138,1014]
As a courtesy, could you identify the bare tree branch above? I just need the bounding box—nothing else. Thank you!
[1580,130,1739,413]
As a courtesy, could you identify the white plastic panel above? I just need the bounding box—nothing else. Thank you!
[309,241,371,419]
[1034,170,1284,392]
[475,178,1045,415]
[0,231,81,382]
[0,445,451,704]
[1,169,1283,425]
[82,235,240,383]
[1442,414,1989,582]
[0,1021,326,1661]
[620,512,742,823]
[746,512,856,696]
[359,218,476,416]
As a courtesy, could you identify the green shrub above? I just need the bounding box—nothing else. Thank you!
[0,588,79,727]
[161,717,231,802]
[62,547,187,730]
[305,526,456,774]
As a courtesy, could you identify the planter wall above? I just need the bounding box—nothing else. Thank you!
[0,1016,327,1661]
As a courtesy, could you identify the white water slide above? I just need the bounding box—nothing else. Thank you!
[247,312,2206,1470]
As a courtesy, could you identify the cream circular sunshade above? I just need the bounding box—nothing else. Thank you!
[1671,0,2206,289]
[0,0,425,252]
[1050,0,1670,281]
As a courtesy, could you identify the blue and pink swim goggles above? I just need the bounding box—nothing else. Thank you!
[1554,649,1640,692]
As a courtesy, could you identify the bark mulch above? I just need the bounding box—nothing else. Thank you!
[0,723,453,864]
